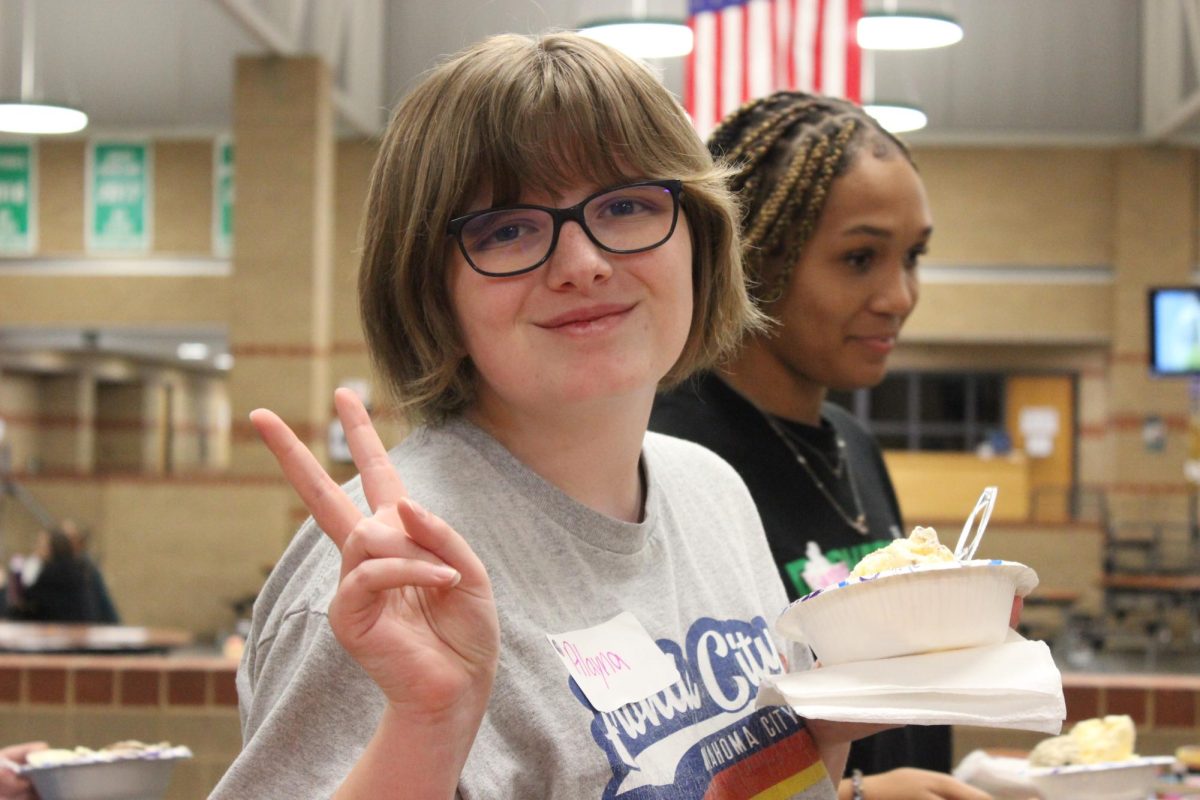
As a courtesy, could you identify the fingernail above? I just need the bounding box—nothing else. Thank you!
[408,499,428,519]
[436,566,461,587]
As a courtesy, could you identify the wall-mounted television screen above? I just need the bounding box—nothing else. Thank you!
[1149,286,1200,375]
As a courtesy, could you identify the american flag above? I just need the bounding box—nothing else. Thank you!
[685,0,864,138]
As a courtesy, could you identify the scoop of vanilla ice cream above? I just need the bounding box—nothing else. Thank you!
[1028,715,1137,767]
[849,526,956,578]
[1028,734,1080,767]
[1070,715,1136,764]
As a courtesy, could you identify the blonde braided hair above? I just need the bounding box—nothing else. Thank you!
[709,91,913,304]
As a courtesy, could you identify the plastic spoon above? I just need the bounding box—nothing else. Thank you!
[954,485,997,561]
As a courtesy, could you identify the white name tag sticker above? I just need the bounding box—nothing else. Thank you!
[546,611,682,712]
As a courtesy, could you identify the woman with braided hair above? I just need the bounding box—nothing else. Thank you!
[652,92,990,799]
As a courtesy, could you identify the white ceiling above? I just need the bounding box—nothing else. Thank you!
[0,0,1169,143]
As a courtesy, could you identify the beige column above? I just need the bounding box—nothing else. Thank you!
[228,56,335,481]
[138,372,173,476]
[39,372,95,474]
[1109,147,1197,510]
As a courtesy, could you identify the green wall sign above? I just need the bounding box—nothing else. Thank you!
[214,138,234,257]
[87,141,152,252]
[0,143,35,254]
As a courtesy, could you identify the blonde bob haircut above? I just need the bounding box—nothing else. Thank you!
[359,31,764,425]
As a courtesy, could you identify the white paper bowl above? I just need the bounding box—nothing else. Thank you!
[1027,756,1177,800]
[23,749,192,800]
[776,560,1038,665]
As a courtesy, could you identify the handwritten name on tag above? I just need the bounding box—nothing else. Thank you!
[546,611,682,712]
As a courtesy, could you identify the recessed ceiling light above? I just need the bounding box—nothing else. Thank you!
[578,19,694,59]
[857,11,963,50]
[863,102,928,133]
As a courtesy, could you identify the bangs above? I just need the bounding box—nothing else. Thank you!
[458,36,706,209]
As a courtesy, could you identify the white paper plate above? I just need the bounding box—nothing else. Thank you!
[1027,755,1178,800]
[22,748,192,800]
[952,749,1040,799]
[776,560,1039,665]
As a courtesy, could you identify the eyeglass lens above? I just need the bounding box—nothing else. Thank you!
[459,184,677,275]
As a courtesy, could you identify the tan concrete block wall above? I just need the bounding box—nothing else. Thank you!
[0,479,105,557]
[0,274,232,326]
[333,139,375,346]
[975,523,1105,600]
[906,282,1111,344]
[912,146,1116,267]
[36,140,86,254]
[153,140,214,254]
[1078,365,1112,489]
[97,479,292,633]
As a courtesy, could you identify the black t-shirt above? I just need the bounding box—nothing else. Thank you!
[651,372,952,775]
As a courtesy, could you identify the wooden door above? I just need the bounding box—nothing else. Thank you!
[1006,374,1076,521]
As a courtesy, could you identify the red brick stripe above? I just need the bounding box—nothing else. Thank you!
[228,343,329,358]
[74,669,115,705]
[27,668,67,704]
[1105,687,1149,724]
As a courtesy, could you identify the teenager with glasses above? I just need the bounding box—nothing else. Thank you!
[651,93,992,799]
[212,34,899,799]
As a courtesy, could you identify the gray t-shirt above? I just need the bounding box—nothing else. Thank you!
[211,418,834,800]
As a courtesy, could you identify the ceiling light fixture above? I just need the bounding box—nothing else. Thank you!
[0,0,88,135]
[578,0,693,59]
[857,10,963,50]
[177,342,211,361]
[863,102,928,133]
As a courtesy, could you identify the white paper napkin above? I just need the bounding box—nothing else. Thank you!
[757,632,1065,734]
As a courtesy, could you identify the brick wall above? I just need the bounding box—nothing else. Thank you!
[0,654,240,799]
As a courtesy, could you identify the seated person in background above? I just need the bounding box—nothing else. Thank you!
[10,528,99,623]
[0,741,46,800]
[59,519,119,624]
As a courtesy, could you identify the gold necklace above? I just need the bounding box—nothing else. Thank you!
[771,414,847,478]
[758,409,870,537]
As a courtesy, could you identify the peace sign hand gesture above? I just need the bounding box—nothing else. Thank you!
[250,388,500,725]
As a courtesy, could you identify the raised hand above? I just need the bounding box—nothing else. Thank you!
[251,388,500,722]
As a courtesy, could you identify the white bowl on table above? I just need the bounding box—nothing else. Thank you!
[1027,755,1178,800]
[22,748,192,800]
[775,559,1039,665]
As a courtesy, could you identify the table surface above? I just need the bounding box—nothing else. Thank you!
[0,621,192,654]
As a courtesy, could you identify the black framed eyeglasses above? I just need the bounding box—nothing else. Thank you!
[446,179,684,278]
